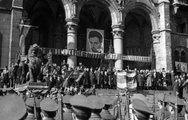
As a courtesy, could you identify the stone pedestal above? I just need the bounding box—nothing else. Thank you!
[66,20,78,68]
[112,25,124,70]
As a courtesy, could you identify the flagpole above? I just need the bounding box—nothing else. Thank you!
[153,90,156,113]
[8,0,15,69]
[117,89,122,120]
[175,91,178,120]
[58,90,63,120]
[162,93,166,120]
[126,88,130,120]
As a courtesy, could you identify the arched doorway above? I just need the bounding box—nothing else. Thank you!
[24,0,67,65]
[78,1,112,68]
[123,8,153,70]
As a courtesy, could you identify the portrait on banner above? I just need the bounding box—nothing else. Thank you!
[175,61,187,73]
[86,28,104,53]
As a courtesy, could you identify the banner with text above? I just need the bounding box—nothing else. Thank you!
[41,48,151,62]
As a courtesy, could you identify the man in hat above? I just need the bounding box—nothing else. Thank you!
[70,94,93,120]
[87,95,105,120]
[100,96,116,120]
[154,93,170,120]
[63,95,73,120]
[25,97,42,120]
[0,94,27,120]
[166,95,185,120]
[130,93,154,120]
[56,94,73,120]
[40,97,59,120]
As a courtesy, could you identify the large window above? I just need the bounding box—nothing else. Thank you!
[174,50,180,61]
[181,51,186,62]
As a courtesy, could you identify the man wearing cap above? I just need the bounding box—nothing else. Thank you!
[63,95,73,120]
[87,95,104,120]
[0,94,27,120]
[40,97,59,120]
[100,96,116,120]
[154,93,170,120]
[130,93,154,120]
[70,94,93,120]
[25,97,42,120]
[166,95,185,120]
[56,95,73,120]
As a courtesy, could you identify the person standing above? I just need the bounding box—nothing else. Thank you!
[95,68,100,89]
[70,94,93,120]
[87,95,104,120]
[90,67,95,88]
[2,66,9,87]
[40,97,59,120]
[25,97,42,120]
[100,96,116,120]
[130,94,154,120]
[84,68,90,88]
[154,93,170,120]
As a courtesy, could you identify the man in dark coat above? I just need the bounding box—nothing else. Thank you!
[152,69,161,90]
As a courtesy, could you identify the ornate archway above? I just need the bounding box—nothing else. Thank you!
[123,8,153,69]
[24,0,67,65]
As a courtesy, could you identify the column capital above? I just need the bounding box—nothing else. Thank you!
[152,30,161,44]
[112,25,124,39]
[66,18,79,33]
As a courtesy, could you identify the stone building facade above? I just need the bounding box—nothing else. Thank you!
[0,0,188,72]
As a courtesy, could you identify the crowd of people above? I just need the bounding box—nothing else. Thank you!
[0,59,188,95]
[0,58,188,120]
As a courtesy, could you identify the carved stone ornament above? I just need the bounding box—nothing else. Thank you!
[112,29,124,39]
[152,33,161,44]
[116,0,125,11]
[67,22,78,33]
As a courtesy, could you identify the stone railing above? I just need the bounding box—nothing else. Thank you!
[171,32,188,47]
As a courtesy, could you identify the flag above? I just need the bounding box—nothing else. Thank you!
[70,70,85,82]
[117,71,137,90]
[75,71,85,82]
[62,70,85,88]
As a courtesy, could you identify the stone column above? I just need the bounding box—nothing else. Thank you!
[152,31,161,70]
[112,25,124,70]
[158,0,172,71]
[66,19,78,68]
